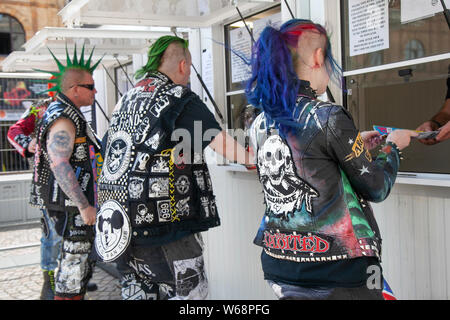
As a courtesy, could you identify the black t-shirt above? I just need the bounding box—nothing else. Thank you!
[159,94,222,154]
[145,94,222,246]
[261,250,381,288]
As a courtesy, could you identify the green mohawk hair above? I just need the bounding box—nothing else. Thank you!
[135,35,188,80]
[34,43,103,95]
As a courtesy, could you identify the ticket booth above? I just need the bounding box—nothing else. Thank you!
[2,0,449,299]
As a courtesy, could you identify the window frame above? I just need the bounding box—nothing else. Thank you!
[0,13,26,56]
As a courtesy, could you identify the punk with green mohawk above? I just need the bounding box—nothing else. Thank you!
[30,43,103,300]
[35,43,103,95]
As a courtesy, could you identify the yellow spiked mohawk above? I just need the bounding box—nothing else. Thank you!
[35,43,103,94]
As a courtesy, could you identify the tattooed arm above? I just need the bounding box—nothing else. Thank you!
[46,118,96,225]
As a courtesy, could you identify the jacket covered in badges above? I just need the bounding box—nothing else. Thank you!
[96,71,219,263]
[250,89,401,263]
[30,94,102,213]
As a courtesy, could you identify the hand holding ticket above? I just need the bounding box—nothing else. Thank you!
[373,125,439,140]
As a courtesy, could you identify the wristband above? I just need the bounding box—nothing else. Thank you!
[429,119,442,128]
[383,141,403,161]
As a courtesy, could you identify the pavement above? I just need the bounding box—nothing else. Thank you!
[0,223,122,300]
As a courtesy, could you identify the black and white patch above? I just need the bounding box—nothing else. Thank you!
[149,177,169,198]
[132,152,151,173]
[175,175,190,195]
[175,197,190,217]
[150,96,170,118]
[134,117,151,144]
[257,135,319,218]
[193,170,205,191]
[151,157,169,173]
[129,176,145,199]
[135,204,154,225]
[157,200,171,222]
[173,256,208,299]
[95,200,131,262]
[73,144,88,161]
[144,130,163,150]
[104,131,132,181]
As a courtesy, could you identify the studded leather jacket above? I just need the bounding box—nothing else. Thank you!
[95,72,220,263]
[250,84,400,263]
[29,93,102,213]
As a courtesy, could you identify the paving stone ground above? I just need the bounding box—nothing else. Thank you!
[0,224,121,300]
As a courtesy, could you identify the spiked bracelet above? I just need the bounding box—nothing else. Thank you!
[383,141,403,161]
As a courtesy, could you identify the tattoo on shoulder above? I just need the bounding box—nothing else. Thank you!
[48,130,72,158]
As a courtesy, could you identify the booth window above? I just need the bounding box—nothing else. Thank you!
[341,0,450,176]
[114,62,134,103]
[0,14,26,55]
[224,4,281,132]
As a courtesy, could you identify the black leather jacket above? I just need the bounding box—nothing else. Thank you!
[251,86,400,263]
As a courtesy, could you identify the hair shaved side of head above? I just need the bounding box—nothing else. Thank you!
[158,41,190,74]
[60,68,91,93]
[294,30,327,71]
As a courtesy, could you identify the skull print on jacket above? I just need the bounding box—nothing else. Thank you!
[250,84,401,263]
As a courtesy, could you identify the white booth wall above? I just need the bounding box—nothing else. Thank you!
[67,0,450,300]
[196,1,450,300]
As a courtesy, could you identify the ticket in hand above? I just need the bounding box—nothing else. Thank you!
[373,125,439,140]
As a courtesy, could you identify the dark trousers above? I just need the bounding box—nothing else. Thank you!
[268,280,384,300]
[118,233,208,300]
[51,210,95,299]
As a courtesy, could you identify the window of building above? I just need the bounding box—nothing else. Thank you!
[224,4,281,132]
[341,0,450,176]
[0,14,26,55]
[114,62,134,103]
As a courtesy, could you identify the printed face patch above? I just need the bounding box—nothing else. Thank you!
[95,200,131,262]
[103,131,133,181]
[134,203,154,225]
[129,176,145,200]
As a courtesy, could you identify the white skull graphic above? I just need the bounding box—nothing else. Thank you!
[258,135,292,187]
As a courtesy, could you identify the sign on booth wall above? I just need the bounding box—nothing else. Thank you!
[401,0,450,24]
[348,0,389,57]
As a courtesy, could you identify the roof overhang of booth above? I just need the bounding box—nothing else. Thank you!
[59,0,279,28]
[1,27,174,72]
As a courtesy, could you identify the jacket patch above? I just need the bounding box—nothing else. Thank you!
[95,200,131,263]
[263,230,330,254]
[258,135,319,218]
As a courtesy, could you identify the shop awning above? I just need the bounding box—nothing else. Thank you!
[1,26,173,72]
[59,0,279,28]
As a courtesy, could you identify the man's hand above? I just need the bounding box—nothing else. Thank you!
[415,120,440,145]
[435,121,450,143]
[80,205,97,225]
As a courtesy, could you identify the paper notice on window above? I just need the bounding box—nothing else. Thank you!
[253,12,282,41]
[401,0,450,24]
[230,27,252,84]
[349,0,389,57]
